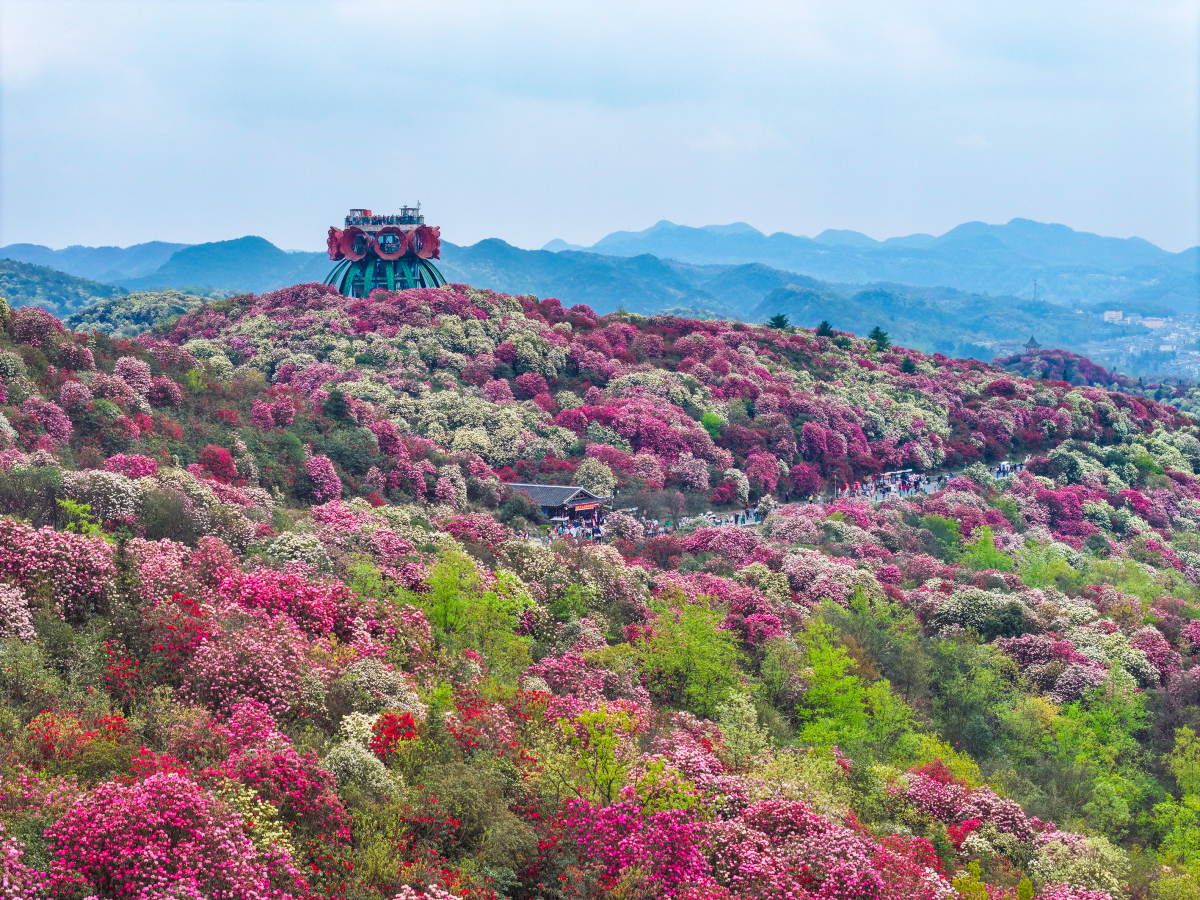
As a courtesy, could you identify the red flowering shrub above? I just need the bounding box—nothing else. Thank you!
[198,444,237,482]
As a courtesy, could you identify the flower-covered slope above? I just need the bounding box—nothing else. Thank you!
[0,284,1197,899]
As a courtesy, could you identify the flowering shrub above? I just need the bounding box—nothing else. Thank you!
[305,454,342,502]
[43,772,307,899]
[0,583,34,641]
[198,444,238,483]
[21,397,71,444]
[183,606,313,714]
[103,452,158,478]
[113,356,153,395]
[11,305,63,349]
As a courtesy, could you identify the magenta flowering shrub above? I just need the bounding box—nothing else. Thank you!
[305,454,342,502]
[10,305,64,349]
[219,567,357,637]
[563,799,715,893]
[103,452,159,478]
[183,605,314,714]
[147,374,183,407]
[20,397,71,444]
[57,379,93,413]
[218,700,350,843]
[43,772,308,899]
[56,341,94,370]
[0,517,115,620]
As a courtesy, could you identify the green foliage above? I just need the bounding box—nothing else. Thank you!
[638,601,742,718]
[414,549,532,677]
[559,705,639,805]
[959,526,1014,572]
[952,861,989,900]
[793,617,926,766]
[920,514,962,561]
[700,411,724,441]
[322,388,352,423]
[816,319,835,337]
[1168,727,1200,797]
[57,499,104,538]
[767,313,790,329]
[899,355,918,374]
[867,326,891,350]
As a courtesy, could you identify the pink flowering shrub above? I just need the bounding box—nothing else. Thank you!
[483,379,515,404]
[103,453,158,478]
[0,517,115,622]
[10,305,63,349]
[113,356,153,395]
[0,583,35,641]
[43,771,308,899]
[20,397,72,444]
[1036,885,1114,900]
[305,454,342,502]
[1181,618,1200,653]
[183,605,313,714]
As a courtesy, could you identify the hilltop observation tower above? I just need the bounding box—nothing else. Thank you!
[323,206,446,296]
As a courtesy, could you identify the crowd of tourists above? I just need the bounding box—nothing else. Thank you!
[518,458,1028,544]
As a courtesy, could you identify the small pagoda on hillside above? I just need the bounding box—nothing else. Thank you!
[1023,335,1041,354]
[323,206,446,296]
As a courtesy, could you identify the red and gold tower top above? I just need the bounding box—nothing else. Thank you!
[326,205,441,262]
[324,205,445,296]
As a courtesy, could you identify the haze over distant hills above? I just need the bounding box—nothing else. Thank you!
[547,217,1199,312]
[1,217,1195,365]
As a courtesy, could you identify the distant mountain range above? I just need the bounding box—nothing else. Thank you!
[0,241,189,282]
[546,217,1199,312]
[1,217,1194,362]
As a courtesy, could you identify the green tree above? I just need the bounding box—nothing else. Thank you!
[900,356,918,374]
[920,514,962,561]
[322,388,352,423]
[795,620,868,747]
[767,314,790,329]
[1168,727,1200,796]
[867,326,891,350]
[959,526,1014,572]
[639,602,742,718]
[815,320,834,337]
[700,411,724,441]
[560,705,639,805]
[419,549,533,677]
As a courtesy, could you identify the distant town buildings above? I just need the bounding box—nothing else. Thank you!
[1103,310,1123,323]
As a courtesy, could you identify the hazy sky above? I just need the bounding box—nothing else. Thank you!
[2,0,1197,252]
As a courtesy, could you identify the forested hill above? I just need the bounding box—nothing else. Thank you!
[0,258,126,317]
[0,283,1199,898]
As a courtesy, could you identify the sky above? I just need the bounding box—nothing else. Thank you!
[1,0,1198,253]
